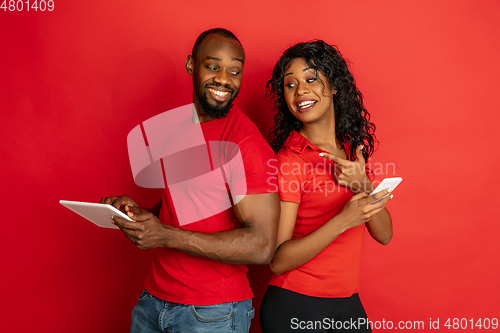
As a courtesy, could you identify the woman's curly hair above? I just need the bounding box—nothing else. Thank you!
[266,40,377,162]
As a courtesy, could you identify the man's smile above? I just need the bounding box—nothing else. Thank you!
[207,87,231,102]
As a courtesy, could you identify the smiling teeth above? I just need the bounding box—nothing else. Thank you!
[298,100,316,108]
[209,88,229,97]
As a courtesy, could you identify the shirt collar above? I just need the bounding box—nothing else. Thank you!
[284,130,352,159]
[285,130,327,154]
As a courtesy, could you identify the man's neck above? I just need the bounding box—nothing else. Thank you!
[192,100,215,123]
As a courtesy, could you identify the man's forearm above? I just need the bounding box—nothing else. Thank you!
[116,193,280,264]
[161,224,275,265]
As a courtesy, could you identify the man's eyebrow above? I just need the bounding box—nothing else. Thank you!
[204,56,244,64]
[206,56,221,61]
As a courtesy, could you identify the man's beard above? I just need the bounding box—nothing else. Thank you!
[194,80,239,119]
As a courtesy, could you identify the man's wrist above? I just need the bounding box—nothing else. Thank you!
[140,207,151,213]
[161,225,177,248]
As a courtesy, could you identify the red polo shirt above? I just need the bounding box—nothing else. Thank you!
[269,130,365,298]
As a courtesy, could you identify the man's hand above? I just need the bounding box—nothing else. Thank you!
[100,195,141,214]
[112,211,169,249]
[320,145,373,193]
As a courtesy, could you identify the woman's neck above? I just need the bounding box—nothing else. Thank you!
[299,116,341,153]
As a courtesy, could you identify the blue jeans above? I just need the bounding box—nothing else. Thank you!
[130,289,255,333]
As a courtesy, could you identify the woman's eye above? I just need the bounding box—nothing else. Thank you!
[207,66,217,71]
[306,77,316,83]
[285,83,296,88]
[230,70,239,75]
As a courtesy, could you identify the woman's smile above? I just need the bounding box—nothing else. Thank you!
[296,98,318,112]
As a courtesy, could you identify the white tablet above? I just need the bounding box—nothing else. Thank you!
[59,200,134,229]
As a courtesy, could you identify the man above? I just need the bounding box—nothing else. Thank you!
[101,28,279,333]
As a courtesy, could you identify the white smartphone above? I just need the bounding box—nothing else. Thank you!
[369,177,402,204]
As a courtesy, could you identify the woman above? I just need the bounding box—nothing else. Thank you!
[260,41,393,332]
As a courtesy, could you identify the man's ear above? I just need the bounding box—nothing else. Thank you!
[186,55,194,75]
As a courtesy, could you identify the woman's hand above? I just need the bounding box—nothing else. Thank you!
[337,189,392,231]
[320,145,373,193]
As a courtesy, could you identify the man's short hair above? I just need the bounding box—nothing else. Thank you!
[192,28,243,59]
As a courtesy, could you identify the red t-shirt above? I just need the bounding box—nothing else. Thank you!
[269,130,365,298]
[144,106,277,305]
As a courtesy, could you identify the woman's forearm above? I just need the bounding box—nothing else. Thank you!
[269,215,347,275]
[366,208,393,245]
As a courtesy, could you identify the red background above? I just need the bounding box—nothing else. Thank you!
[2,1,499,332]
